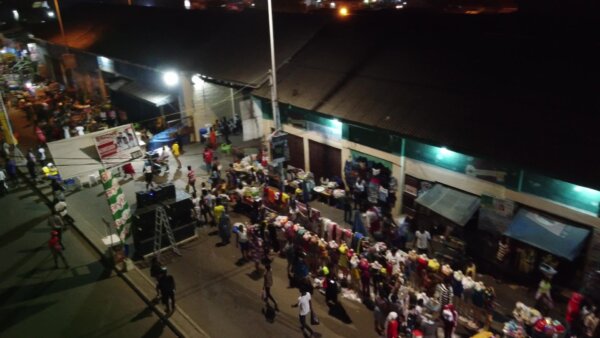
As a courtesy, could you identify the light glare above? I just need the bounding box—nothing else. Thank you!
[163,71,179,87]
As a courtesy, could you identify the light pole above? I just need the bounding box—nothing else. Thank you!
[267,0,286,191]
[267,0,281,131]
[52,0,66,45]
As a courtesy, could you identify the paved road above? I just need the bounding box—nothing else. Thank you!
[0,182,178,338]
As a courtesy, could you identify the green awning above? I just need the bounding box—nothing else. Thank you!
[416,184,480,226]
[351,149,392,170]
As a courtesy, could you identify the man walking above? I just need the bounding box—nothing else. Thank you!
[292,289,315,337]
[26,155,37,181]
[156,267,176,314]
[0,168,7,196]
[172,142,182,169]
[144,161,155,190]
[37,144,46,164]
[5,158,17,187]
[203,147,213,174]
[48,211,65,248]
[263,262,279,311]
[48,230,69,269]
[414,226,431,255]
[158,146,170,174]
[186,165,196,193]
[54,199,74,226]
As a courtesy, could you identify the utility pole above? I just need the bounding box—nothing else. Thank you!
[267,0,281,131]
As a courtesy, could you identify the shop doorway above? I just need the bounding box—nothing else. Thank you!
[309,140,341,183]
[286,133,305,170]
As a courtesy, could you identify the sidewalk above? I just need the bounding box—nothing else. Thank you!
[0,172,178,338]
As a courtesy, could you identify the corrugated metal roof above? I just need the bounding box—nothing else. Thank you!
[31,4,329,88]
[256,12,600,189]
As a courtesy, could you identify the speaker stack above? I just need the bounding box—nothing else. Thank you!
[132,184,195,258]
[135,183,177,208]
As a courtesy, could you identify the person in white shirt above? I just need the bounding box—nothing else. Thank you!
[414,227,431,255]
[54,199,74,225]
[235,223,250,261]
[37,145,46,164]
[354,178,366,209]
[144,161,155,190]
[158,146,170,173]
[3,141,11,158]
[292,290,314,337]
[0,169,7,195]
[191,192,201,222]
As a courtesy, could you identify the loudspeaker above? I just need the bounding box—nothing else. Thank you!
[134,222,196,258]
[136,190,156,208]
[157,183,176,201]
[132,197,196,258]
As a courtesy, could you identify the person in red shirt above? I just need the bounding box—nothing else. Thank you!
[187,165,196,193]
[48,231,69,269]
[386,311,399,338]
[203,147,213,174]
[209,127,217,149]
[566,292,584,337]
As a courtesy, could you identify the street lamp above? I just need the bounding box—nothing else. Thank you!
[267,0,281,131]
[163,70,180,87]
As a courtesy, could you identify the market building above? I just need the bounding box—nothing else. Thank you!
[16,3,600,288]
[251,11,600,288]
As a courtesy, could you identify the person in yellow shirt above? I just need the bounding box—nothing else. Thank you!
[171,142,181,169]
[214,201,225,225]
[42,163,59,177]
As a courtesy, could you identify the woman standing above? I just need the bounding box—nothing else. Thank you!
[218,211,231,245]
[249,228,264,273]
[385,311,399,338]
[442,304,458,338]
[235,224,250,261]
[209,127,217,149]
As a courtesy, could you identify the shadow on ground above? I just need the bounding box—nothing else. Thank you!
[0,214,49,248]
[0,259,112,308]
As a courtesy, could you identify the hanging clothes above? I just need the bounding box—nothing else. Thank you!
[352,210,367,236]
[379,186,389,202]
[368,180,380,204]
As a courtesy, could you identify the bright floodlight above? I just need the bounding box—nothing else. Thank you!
[338,7,349,16]
[163,71,179,87]
[47,11,55,18]
[191,74,203,86]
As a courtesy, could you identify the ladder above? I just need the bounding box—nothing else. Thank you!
[153,205,181,257]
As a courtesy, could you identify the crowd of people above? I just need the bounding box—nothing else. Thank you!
[3,78,128,144]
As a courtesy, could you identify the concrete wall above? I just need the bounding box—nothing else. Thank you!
[189,79,243,140]
[263,119,404,217]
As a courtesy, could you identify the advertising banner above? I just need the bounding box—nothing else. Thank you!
[99,169,131,241]
[270,133,289,163]
[94,124,142,167]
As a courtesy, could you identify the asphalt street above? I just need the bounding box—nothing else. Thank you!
[0,181,178,338]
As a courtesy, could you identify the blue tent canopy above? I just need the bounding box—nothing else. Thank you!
[147,127,178,152]
[505,209,590,261]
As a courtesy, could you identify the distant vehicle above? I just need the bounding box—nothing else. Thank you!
[8,0,56,25]
[308,0,408,14]
[221,0,255,12]
[0,0,18,29]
